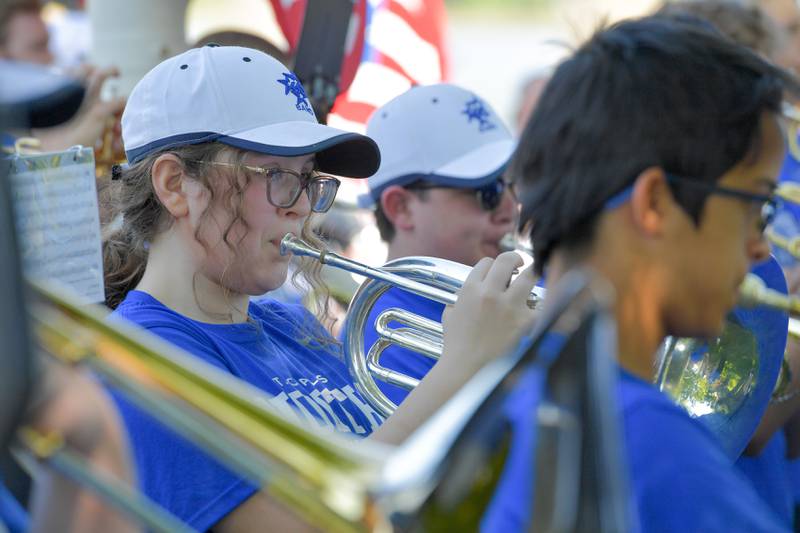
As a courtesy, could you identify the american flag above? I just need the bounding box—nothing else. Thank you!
[268,0,450,133]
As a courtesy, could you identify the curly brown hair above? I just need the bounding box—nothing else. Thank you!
[102,142,337,338]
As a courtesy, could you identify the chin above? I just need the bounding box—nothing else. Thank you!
[244,267,291,296]
[667,310,727,340]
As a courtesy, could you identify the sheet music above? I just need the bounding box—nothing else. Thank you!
[9,147,105,303]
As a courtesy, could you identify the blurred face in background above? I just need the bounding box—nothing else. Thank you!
[405,182,517,266]
[759,0,800,74]
[0,9,52,65]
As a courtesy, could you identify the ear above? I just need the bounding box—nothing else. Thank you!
[151,154,190,218]
[629,167,673,237]
[380,185,416,232]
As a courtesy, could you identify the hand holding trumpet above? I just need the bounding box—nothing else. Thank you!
[442,252,539,374]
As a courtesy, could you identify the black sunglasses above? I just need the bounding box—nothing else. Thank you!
[406,178,512,212]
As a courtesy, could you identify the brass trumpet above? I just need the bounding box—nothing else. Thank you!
[281,234,545,417]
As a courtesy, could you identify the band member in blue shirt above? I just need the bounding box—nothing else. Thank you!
[102,45,537,531]
[355,83,519,406]
[442,16,800,531]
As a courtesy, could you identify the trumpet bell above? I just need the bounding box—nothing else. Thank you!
[344,255,546,417]
[655,256,789,459]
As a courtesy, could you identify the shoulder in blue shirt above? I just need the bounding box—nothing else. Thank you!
[482,368,788,532]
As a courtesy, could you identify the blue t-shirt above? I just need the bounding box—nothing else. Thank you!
[736,432,794,528]
[482,369,788,532]
[109,290,385,531]
[354,286,445,405]
[0,482,27,533]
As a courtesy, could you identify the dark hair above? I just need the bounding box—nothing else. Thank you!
[514,15,800,274]
[655,1,780,58]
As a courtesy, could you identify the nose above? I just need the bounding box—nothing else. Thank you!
[490,187,518,227]
[747,231,772,265]
[280,186,312,220]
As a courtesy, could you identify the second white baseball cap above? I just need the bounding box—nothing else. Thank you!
[361,83,515,206]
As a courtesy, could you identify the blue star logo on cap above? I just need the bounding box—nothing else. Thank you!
[462,97,496,132]
[277,72,314,116]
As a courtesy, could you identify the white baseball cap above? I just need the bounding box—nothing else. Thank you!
[121,45,380,178]
[360,83,515,207]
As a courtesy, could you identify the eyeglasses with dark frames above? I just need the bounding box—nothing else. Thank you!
[604,173,779,233]
[188,160,341,213]
[665,173,779,233]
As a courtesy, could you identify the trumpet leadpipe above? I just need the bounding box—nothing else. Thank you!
[281,234,457,305]
[281,234,544,310]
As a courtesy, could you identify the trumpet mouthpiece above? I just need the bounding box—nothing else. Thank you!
[279,234,297,257]
[279,233,324,262]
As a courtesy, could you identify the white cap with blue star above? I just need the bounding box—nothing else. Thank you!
[121,44,380,178]
[359,83,515,207]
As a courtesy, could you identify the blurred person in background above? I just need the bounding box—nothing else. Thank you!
[0,0,51,65]
[658,0,781,57]
[0,0,125,154]
[513,71,550,133]
[754,0,800,75]
[352,83,519,407]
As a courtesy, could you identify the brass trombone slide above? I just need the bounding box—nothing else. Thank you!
[15,428,193,533]
[30,280,387,533]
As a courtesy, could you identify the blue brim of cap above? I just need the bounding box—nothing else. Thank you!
[221,121,380,178]
[126,120,381,178]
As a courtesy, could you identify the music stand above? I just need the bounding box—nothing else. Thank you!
[292,0,355,123]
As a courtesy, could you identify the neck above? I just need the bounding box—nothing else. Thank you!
[135,230,250,324]
[547,247,665,382]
